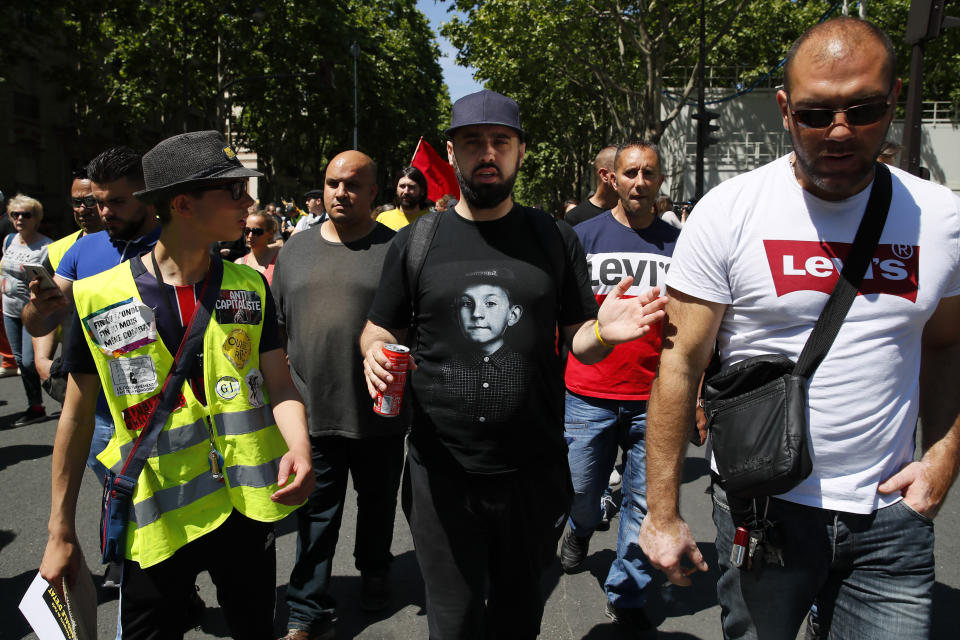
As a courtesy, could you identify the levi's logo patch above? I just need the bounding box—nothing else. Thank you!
[215,290,262,325]
[763,240,919,302]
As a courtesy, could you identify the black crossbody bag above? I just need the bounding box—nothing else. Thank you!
[702,163,892,499]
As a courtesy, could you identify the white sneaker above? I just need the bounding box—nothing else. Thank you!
[608,468,621,488]
[0,367,19,378]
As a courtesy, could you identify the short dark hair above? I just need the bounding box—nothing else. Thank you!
[394,166,429,210]
[87,146,144,186]
[614,140,661,172]
[783,17,896,94]
[71,166,89,180]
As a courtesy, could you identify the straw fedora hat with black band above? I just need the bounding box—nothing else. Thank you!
[134,130,262,203]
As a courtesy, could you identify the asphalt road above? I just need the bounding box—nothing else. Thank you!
[1,373,958,639]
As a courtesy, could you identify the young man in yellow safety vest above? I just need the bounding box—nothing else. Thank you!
[40,130,315,639]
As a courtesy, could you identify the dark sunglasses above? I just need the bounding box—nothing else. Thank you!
[71,196,98,208]
[196,180,248,201]
[9,210,34,220]
[789,96,892,129]
[243,227,266,236]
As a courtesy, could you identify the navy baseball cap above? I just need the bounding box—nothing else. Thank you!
[444,90,524,138]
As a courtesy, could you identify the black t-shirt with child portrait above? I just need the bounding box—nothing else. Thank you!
[368,205,597,474]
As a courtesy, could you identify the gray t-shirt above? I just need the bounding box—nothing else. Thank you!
[1,233,51,318]
[272,222,403,438]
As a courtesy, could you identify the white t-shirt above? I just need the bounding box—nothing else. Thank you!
[668,155,960,513]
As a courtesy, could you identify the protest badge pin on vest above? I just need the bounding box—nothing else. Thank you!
[222,328,252,369]
[215,376,241,401]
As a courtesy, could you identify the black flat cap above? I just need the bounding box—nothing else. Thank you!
[303,189,323,199]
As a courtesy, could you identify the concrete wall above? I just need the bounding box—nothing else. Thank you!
[659,88,960,200]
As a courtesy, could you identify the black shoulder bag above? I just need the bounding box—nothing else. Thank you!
[99,257,223,563]
[703,163,892,499]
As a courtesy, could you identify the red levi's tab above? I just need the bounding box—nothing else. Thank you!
[122,392,187,431]
[763,240,919,302]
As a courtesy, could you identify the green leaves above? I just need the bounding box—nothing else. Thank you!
[3,0,447,203]
[441,0,958,207]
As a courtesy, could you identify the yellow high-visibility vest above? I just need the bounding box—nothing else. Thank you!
[74,259,297,568]
[47,229,82,273]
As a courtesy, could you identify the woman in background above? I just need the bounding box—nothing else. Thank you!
[1,194,52,425]
[236,210,280,285]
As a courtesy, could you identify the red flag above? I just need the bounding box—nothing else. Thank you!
[411,137,460,202]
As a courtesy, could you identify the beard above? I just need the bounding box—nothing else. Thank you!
[397,193,419,209]
[790,128,884,199]
[453,155,520,210]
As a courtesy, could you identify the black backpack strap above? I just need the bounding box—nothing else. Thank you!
[794,163,893,378]
[404,210,444,313]
[116,257,224,485]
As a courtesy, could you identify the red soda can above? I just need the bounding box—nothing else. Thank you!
[373,344,410,417]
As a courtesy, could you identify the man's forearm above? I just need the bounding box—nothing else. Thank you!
[48,375,98,537]
[645,365,701,519]
[569,319,613,365]
[23,301,67,338]
[359,321,405,355]
[917,342,960,501]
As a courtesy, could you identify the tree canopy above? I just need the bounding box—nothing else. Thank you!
[441,0,959,207]
[2,0,449,202]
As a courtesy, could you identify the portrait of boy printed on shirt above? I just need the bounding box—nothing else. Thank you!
[436,268,532,424]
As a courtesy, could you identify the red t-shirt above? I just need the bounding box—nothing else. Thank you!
[564,212,679,400]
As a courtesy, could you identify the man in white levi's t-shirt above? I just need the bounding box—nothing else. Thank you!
[639,17,960,640]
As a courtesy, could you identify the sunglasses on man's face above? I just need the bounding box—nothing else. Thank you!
[244,227,266,237]
[196,180,248,201]
[9,211,33,220]
[71,196,98,208]
[789,97,892,129]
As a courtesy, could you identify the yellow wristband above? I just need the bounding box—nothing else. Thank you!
[594,320,614,348]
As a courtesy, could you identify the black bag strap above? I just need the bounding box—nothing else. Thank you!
[115,256,224,484]
[404,209,444,312]
[794,163,892,378]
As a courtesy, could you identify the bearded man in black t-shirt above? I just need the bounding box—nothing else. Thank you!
[361,90,668,640]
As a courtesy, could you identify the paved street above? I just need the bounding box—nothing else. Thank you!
[1,372,958,639]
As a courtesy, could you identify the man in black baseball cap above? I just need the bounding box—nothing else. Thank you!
[292,188,326,234]
[362,90,669,638]
[41,130,315,638]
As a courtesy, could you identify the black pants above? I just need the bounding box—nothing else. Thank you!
[286,433,406,629]
[120,510,276,640]
[403,443,572,640]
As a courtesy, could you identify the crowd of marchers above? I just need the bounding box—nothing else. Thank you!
[0,15,953,640]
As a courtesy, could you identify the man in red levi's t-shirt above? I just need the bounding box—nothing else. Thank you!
[559,140,678,635]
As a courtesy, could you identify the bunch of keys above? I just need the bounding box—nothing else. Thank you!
[208,445,225,482]
[729,498,784,571]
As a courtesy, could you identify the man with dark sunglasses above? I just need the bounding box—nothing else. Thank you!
[640,17,960,639]
[46,167,106,273]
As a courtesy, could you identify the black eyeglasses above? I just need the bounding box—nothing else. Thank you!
[9,210,33,220]
[243,227,266,236]
[196,180,248,201]
[789,95,892,129]
[71,196,98,208]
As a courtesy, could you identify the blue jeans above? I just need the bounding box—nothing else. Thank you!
[712,481,934,639]
[286,433,405,631]
[564,391,652,608]
[3,314,41,407]
[86,409,113,484]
